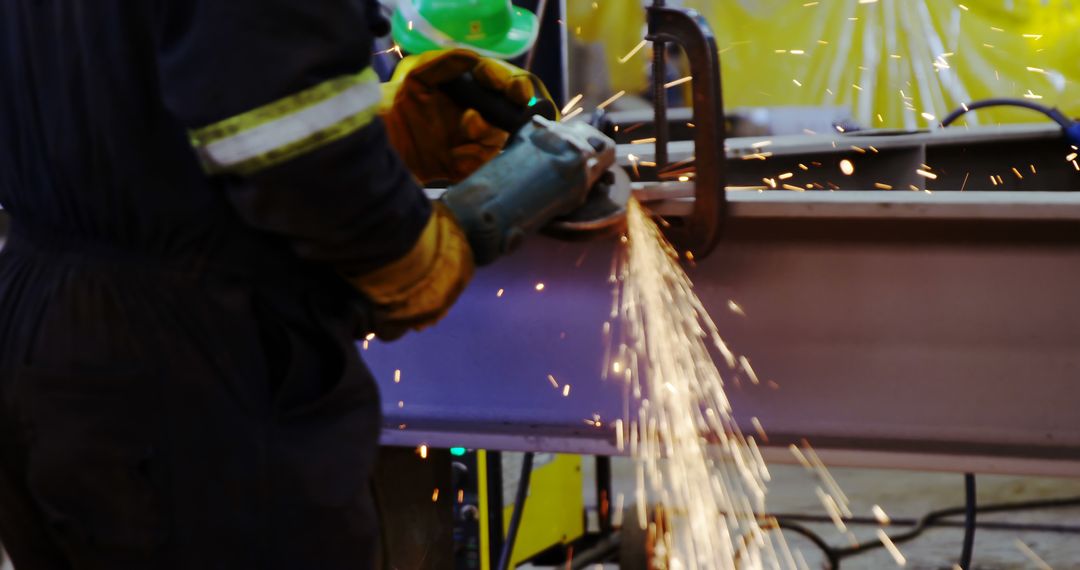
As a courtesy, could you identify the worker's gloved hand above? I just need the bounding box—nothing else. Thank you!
[380,48,554,185]
[351,203,474,341]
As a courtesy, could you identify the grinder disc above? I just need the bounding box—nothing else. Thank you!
[543,166,632,241]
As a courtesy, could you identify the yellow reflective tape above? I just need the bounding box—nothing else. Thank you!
[189,67,381,175]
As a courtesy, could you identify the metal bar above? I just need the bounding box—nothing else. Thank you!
[619,122,1064,162]
[648,3,669,170]
[522,0,550,71]
[512,0,568,106]
[619,123,1078,199]
[724,190,1080,219]
[368,206,1080,477]
[628,188,1080,221]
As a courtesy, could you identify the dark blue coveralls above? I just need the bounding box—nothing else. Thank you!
[0,1,428,568]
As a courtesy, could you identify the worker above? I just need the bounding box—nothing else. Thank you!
[0,1,560,568]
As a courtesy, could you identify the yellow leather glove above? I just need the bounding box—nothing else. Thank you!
[380,48,555,185]
[351,203,474,340]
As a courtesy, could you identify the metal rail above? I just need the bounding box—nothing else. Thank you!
[388,123,1080,476]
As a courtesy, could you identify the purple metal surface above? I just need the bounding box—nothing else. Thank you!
[366,212,1080,475]
[365,237,625,447]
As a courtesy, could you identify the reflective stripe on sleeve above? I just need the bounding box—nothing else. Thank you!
[188,67,382,175]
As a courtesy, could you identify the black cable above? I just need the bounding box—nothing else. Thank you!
[940,98,1074,129]
[771,493,1080,569]
[958,473,976,569]
[939,97,1080,147]
[768,513,1080,535]
[496,452,534,570]
[569,532,622,569]
[770,519,841,568]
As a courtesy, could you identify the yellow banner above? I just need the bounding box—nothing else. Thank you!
[571,0,1080,128]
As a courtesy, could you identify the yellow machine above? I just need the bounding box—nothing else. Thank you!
[476,452,586,569]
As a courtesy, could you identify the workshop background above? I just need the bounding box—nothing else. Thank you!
[568,0,1080,128]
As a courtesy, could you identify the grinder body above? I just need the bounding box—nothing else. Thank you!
[442,116,623,266]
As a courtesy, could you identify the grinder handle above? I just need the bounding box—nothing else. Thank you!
[440,73,558,136]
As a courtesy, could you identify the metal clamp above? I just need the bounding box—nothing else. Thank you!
[647,4,727,257]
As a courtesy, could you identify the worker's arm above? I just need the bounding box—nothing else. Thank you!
[153,1,484,340]
[153,2,570,340]
[154,0,433,277]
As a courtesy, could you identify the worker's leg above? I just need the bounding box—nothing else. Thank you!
[372,447,455,570]
[3,363,174,570]
[2,350,382,570]
[0,415,71,570]
[147,293,382,570]
[0,261,382,569]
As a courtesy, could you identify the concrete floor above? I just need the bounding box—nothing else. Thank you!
[761,465,1080,569]
[564,457,1080,569]
[1,457,1075,569]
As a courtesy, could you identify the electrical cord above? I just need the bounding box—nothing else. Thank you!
[569,533,622,569]
[769,485,1080,569]
[497,452,535,570]
[767,513,1080,534]
[939,97,1080,147]
[769,519,843,568]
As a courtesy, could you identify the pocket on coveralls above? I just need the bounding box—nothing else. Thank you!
[13,366,169,553]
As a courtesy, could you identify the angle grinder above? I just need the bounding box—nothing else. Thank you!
[439,74,631,265]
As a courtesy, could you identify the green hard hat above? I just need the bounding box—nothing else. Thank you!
[392,0,540,60]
